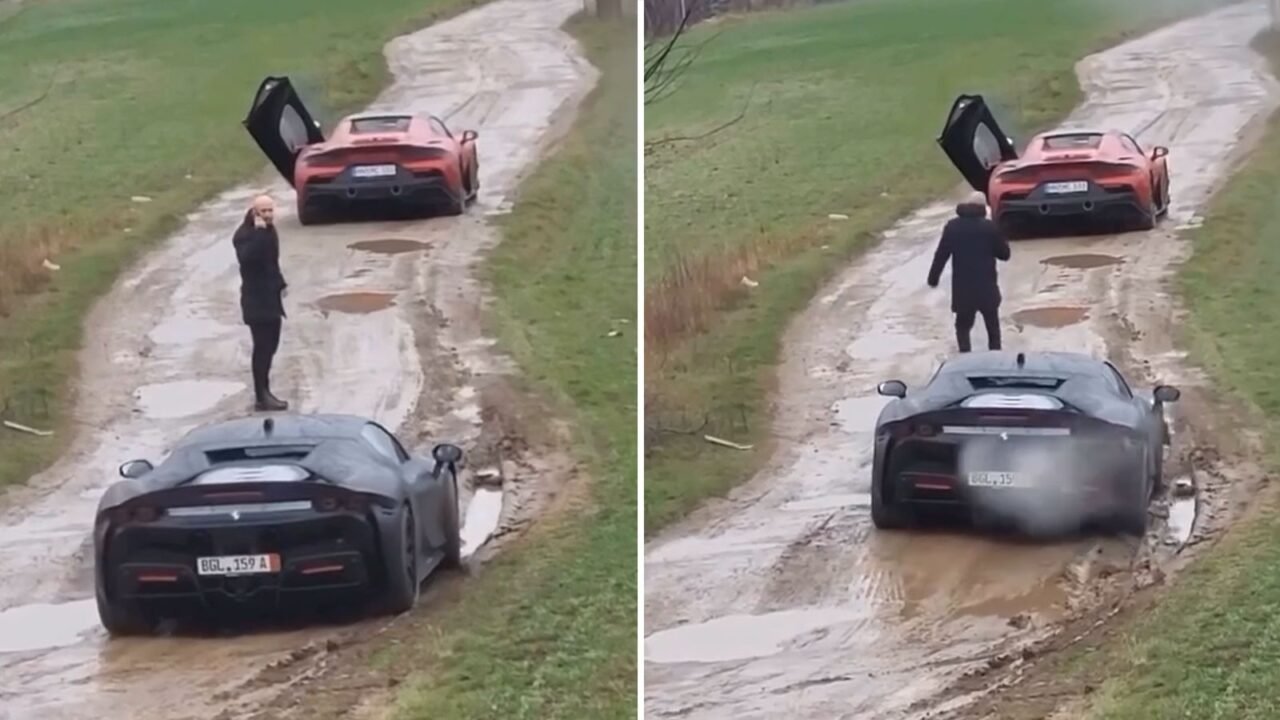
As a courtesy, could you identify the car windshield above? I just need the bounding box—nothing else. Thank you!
[350,116,411,134]
[1042,133,1102,150]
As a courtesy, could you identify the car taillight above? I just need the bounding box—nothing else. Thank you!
[915,423,936,437]
[116,505,160,524]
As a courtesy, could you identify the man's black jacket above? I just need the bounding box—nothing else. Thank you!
[926,201,1011,313]
[232,210,287,324]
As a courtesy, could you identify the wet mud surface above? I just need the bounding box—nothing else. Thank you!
[643,4,1280,719]
[0,1,596,718]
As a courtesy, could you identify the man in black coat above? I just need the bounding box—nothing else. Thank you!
[926,191,1012,353]
[233,194,289,411]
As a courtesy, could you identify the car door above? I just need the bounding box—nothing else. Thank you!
[937,94,1019,193]
[242,76,326,186]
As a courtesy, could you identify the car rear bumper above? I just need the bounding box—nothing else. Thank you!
[303,173,457,208]
[884,435,1146,524]
[995,184,1147,224]
[100,512,382,611]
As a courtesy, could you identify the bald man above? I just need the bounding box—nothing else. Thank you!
[926,191,1011,353]
[232,194,289,411]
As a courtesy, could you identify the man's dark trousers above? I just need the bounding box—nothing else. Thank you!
[954,304,1001,353]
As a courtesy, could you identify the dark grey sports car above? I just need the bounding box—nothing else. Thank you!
[870,351,1179,535]
[93,413,464,635]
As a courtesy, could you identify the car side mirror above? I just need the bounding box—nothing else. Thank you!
[431,443,464,473]
[1152,146,1169,159]
[461,129,478,142]
[877,380,907,398]
[1153,385,1180,404]
[118,459,154,479]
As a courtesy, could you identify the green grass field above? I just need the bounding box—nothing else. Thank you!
[0,0,484,490]
[642,0,1234,533]
[1066,30,1280,720]
[386,16,637,719]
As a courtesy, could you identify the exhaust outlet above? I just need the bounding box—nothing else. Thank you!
[1082,201,1094,212]
[1039,204,1050,215]
[345,187,358,198]
[390,185,402,197]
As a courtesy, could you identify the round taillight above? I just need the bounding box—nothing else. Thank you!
[131,506,159,523]
[314,496,340,512]
[916,424,936,437]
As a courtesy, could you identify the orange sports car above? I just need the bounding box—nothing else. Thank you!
[243,76,480,225]
[938,94,1170,237]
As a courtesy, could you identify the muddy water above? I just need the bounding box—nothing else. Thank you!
[643,4,1280,719]
[0,1,595,718]
[315,291,397,314]
[347,238,430,255]
[1042,253,1123,270]
[1012,306,1090,329]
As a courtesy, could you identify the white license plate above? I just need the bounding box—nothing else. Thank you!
[1044,181,1088,194]
[196,553,281,576]
[351,164,396,178]
[967,471,1032,488]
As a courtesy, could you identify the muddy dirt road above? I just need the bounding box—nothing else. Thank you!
[0,1,595,719]
[643,4,1279,719]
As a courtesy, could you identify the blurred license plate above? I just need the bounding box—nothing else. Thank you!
[352,164,396,178]
[1045,181,1088,194]
[967,471,1031,488]
[196,554,280,576]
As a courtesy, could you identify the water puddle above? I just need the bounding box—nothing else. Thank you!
[1012,306,1090,329]
[780,493,871,513]
[460,488,503,559]
[833,396,892,433]
[0,599,100,653]
[1167,493,1197,545]
[134,379,243,419]
[645,607,866,664]
[315,292,396,315]
[347,238,430,255]
[1041,253,1123,270]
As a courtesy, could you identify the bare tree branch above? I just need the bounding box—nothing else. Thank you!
[645,83,755,149]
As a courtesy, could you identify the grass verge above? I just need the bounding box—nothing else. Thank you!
[386,16,637,719]
[0,0,486,490]
[643,0,1235,533]
[1066,30,1280,720]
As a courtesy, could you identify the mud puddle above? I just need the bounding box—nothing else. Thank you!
[644,4,1278,718]
[1040,253,1124,270]
[315,291,397,315]
[0,600,99,653]
[1011,306,1090,329]
[347,238,430,255]
[460,488,503,558]
[0,0,596,717]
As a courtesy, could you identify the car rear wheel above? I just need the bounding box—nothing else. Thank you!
[871,455,917,529]
[1114,450,1152,536]
[381,504,420,615]
[95,583,152,636]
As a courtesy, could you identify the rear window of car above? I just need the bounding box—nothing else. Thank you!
[1041,134,1103,150]
[350,116,411,134]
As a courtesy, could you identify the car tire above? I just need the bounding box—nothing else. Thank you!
[1115,451,1152,536]
[871,456,914,529]
[442,475,463,569]
[95,582,151,636]
[381,504,420,615]
[298,203,321,226]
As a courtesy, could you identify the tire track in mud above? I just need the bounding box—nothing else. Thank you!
[0,2,596,719]
[642,4,1280,719]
